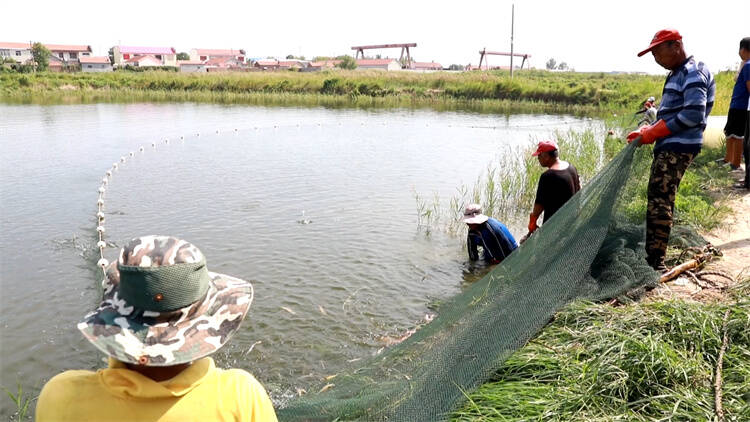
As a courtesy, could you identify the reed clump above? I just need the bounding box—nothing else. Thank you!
[418,124,733,237]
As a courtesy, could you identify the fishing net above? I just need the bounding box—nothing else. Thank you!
[277,141,660,421]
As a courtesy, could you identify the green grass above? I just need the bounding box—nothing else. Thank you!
[453,279,750,421]
[3,383,34,421]
[0,69,734,116]
[618,141,734,232]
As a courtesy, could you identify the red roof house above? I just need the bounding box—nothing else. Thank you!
[190,48,245,62]
[112,46,177,67]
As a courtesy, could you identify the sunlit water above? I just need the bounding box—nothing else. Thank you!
[0,103,602,412]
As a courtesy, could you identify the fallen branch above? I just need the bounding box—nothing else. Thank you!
[660,251,715,283]
[714,309,731,422]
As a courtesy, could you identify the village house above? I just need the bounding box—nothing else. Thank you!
[205,56,246,71]
[45,44,92,65]
[412,61,443,71]
[355,58,401,71]
[177,59,207,73]
[190,48,245,63]
[124,55,163,68]
[80,56,113,72]
[252,59,280,70]
[303,59,343,72]
[0,42,32,64]
[0,42,91,70]
[47,55,64,72]
[277,59,309,70]
[111,46,177,67]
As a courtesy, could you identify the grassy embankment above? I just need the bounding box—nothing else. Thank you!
[0,69,687,115]
[0,68,735,115]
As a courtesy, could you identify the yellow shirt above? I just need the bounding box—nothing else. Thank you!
[36,357,278,422]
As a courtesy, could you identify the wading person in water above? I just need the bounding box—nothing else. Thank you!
[462,204,518,264]
[627,29,715,271]
[524,140,581,241]
[36,235,278,422]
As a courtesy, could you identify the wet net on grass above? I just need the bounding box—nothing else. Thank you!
[277,141,660,421]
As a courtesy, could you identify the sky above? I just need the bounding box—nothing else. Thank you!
[2,0,748,74]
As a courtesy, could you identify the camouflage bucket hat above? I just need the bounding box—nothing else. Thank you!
[78,235,253,366]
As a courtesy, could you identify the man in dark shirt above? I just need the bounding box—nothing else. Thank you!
[462,204,518,264]
[524,140,581,240]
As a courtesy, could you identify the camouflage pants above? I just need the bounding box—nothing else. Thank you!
[646,150,697,266]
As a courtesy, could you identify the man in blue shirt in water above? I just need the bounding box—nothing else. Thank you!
[462,204,518,264]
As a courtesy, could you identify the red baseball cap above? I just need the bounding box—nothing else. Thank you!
[531,140,558,156]
[637,29,682,57]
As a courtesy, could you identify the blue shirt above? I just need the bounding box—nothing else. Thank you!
[467,217,518,263]
[729,60,750,110]
[656,56,715,153]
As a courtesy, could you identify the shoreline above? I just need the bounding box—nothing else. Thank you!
[0,69,735,117]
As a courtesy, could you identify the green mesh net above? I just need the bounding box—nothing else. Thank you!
[277,141,659,421]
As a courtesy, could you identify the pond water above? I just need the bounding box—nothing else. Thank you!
[0,103,602,413]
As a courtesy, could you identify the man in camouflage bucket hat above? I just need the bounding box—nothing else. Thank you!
[36,235,278,422]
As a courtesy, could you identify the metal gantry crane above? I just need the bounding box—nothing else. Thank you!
[351,43,417,68]
[478,48,531,71]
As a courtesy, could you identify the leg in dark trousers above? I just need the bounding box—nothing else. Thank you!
[646,150,697,269]
[745,110,750,189]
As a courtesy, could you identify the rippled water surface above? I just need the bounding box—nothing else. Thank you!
[0,103,601,412]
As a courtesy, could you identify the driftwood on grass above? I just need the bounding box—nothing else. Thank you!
[659,249,717,284]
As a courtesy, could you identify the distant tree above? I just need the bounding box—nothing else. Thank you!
[108,48,114,64]
[557,62,569,71]
[286,54,294,59]
[376,54,381,59]
[337,55,357,70]
[177,52,190,60]
[31,42,50,71]
[545,58,557,70]
[448,64,465,71]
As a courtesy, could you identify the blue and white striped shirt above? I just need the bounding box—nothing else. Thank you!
[655,56,715,153]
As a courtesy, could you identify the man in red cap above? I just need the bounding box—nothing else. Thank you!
[627,29,715,271]
[524,140,580,241]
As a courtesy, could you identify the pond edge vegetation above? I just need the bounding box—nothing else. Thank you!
[0,69,737,117]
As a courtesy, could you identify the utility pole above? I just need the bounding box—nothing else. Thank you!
[510,4,515,78]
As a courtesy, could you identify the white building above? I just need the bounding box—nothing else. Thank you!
[0,42,33,64]
[355,59,401,71]
[177,60,207,73]
[80,56,113,72]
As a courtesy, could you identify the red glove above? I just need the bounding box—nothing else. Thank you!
[627,120,671,145]
[528,214,538,233]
